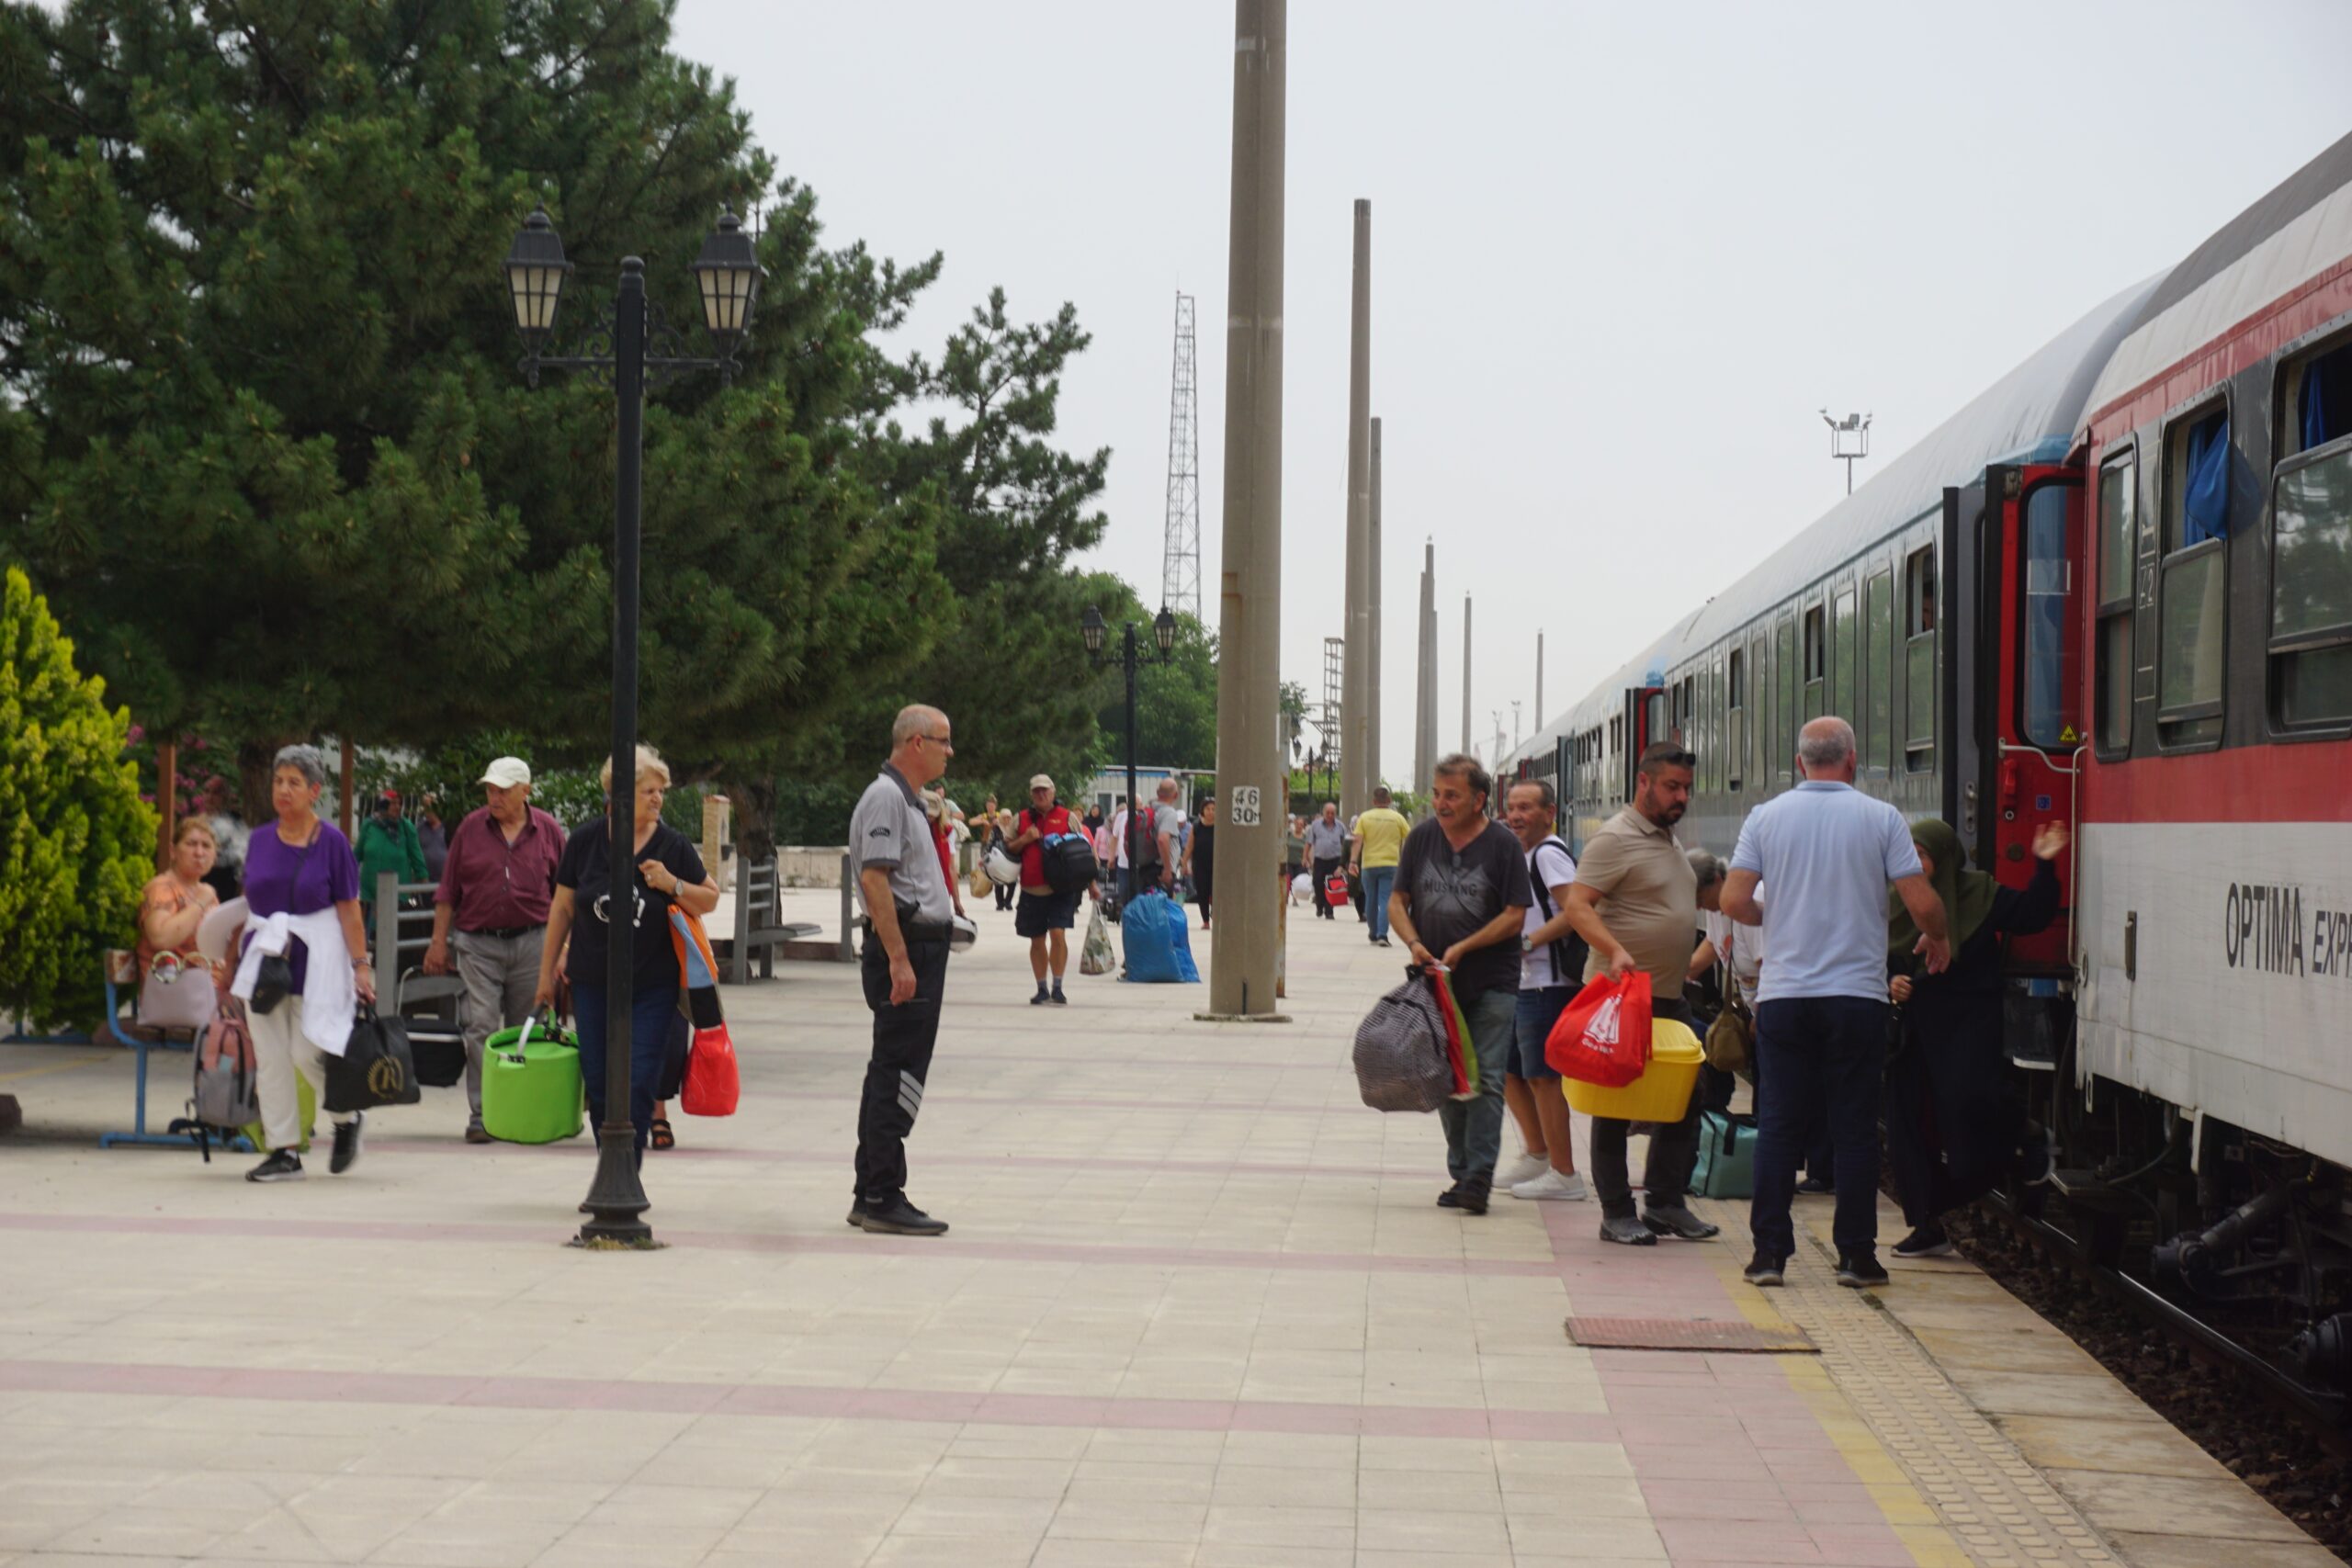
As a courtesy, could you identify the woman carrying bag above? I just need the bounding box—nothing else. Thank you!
[534,745,718,1166]
[1883,818,2066,1259]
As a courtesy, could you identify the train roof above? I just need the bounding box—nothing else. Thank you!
[2084,128,2352,424]
[1509,275,2156,769]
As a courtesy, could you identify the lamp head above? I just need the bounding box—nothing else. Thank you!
[1153,606,1177,660]
[1080,604,1107,660]
[503,206,572,348]
[691,210,762,351]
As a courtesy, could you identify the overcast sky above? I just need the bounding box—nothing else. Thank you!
[671,1,2352,775]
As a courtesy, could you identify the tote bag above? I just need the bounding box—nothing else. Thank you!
[1545,972,1653,1088]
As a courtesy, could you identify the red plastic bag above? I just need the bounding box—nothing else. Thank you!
[1546,972,1652,1087]
[680,1022,740,1117]
[1324,874,1351,907]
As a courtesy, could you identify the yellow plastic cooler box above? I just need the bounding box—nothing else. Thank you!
[1563,1019,1704,1122]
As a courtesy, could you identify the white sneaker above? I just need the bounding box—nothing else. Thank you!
[1499,1151,1551,1189]
[1511,1169,1589,1201]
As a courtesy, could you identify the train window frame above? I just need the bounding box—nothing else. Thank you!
[1831,583,1858,739]
[1726,647,1746,790]
[1775,615,1798,791]
[1904,545,1937,772]
[1802,602,1826,721]
[2093,446,2138,761]
[2280,329,2352,458]
[2265,434,2352,735]
[2155,395,2232,751]
[2016,478,2085,752]
[1865,568,1894,777]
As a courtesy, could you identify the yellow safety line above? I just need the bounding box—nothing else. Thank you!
[0,1053,118,1084]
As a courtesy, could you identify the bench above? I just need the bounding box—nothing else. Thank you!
[94,949,210,1150]
[718,854,823,982]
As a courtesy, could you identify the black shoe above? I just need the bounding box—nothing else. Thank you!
[1453,1176,1491,1215]
[855,1199,948,1236]
[1893,1224,1953,1259]
[328,1112,363,1175]
[1600,1214,1658,1247]
[1796,1177,1835,1195]
[246,1149,304,1183]
[1437,1183,1466,1208]
[1743,1252,1786,1287]
[1642,1204,1722,1241]
[846,1201,871,1228]
[1050,986,1067,1005]
[1030,987,1050,1005]
[1835,1252,1890,1288]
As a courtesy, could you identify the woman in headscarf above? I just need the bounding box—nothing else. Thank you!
[1883,818,2066,1259]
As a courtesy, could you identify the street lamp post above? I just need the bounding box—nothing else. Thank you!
[502,205,761,1247]
[1083,604,1176,902]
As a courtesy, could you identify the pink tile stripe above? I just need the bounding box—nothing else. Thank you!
[777,1089,1351,1114]
[0,1358,1614,1443]
[364,1135,1427,1181]
[0,1211,1562,1280]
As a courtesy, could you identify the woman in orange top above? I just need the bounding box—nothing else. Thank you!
[139,818,223,976]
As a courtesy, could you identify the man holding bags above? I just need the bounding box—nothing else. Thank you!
[1561,742,1720,1247]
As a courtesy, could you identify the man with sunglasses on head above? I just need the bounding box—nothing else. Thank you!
[846,705,962,1236]
[1560,741,1721,1248]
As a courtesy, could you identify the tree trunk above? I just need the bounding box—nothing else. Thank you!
[727,773,778,862]
[237,739,297,824]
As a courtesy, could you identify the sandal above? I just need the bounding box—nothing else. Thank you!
[650,1117,675,1151]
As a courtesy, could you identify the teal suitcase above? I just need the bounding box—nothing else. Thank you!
[1690,1110,1756,1199]
[481,1017,584,1145]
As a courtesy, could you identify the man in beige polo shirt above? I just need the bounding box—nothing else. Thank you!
[1564,741,1719,1247]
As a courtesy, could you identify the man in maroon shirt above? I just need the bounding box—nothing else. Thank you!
[424,756,566,1141]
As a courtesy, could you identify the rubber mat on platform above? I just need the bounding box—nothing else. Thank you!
[1563,1314,1816,1352]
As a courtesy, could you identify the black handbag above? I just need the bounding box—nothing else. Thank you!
[248,953,293,1014]
[406,1018,466,1089]
[326,1004,423,1112]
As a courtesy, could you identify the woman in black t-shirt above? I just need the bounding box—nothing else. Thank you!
[534,746,716,1162]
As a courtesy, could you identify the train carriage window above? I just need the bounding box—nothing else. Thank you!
[2096,454,2136,754]
[2020,484,2082,750]
[1802,605,1826,720]
[1831,588,1857,733]
[1726,649,1746,790]
[2288,340,2352,455]
[1775,618,1796,789]
[1905,547,1936,771]
[2268,442,2352,728]
[2158,407,2229,745]
[1865,570,1893,775]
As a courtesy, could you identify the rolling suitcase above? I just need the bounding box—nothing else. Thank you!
[1690,1109,1757,1200]
[480,1016,584,1145]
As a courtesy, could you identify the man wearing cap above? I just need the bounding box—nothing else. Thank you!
[424,758,567,1143]
[1004,773,1080,1006]
[848,705,960,1235]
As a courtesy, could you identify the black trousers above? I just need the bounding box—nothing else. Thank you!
[1311,855,1341,918]
[1587,997,1702,1218]
[1885,1005,2008,1227]
[856,934,950,1208]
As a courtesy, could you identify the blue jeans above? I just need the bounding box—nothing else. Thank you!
[1438,987,1515,1184]
[572,981,680,1164]
[1749,996,1889,1261]
[1363,865,1396,941]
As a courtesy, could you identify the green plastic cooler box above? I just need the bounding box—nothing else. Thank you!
[481,1017,584,1145]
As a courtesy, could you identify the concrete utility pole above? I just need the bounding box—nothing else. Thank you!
[1339,198,1373,823]
[1205,0,1285,1022]
[1367,414,1382,795]
[1460,593,1473,754]
[1413,537,1435,793]
[1534,629,1544,737]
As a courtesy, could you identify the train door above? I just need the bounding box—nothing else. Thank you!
[1622,685,1663,800]
[1973,463,2082,975]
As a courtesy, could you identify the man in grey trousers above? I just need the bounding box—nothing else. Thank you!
[424,757,566,1142]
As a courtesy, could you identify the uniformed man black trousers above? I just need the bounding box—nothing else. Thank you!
[855,930,951,1210]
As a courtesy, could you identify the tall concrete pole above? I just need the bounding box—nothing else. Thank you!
[1205,0,1285,1021]
[1368,415,1383,792]
[1413,538,1434,790]
[1535,629,1544,736]
[1460,594,1473,753]
[1338,198,1372,822]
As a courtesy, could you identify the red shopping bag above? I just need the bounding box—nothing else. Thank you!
[680,1022,741,1117]
[1324,874,1351,907]
[1545,972,1652,1088]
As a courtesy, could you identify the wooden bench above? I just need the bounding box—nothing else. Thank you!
[718,854,822,982]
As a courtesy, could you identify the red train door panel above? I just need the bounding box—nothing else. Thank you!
[1982,464,2081,974]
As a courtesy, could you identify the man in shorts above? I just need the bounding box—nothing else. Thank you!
[1006,773,1080,1005]
[1500,778,1589,1201]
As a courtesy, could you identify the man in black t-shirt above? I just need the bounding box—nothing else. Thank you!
[1387,752,1533,1214]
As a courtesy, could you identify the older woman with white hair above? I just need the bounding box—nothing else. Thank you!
[535,744,718,1163]
[238,744,372,1183]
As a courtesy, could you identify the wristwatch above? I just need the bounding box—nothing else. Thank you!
[1521,936,1533,954]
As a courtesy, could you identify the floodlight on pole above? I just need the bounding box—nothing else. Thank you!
[1821,409,1872,496]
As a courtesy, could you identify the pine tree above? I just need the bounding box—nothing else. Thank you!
[0,566,155,1029]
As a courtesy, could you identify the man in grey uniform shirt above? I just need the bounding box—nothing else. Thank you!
[847,704,960,1235]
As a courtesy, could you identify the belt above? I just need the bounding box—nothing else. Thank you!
[464,925,537,940]
[863,919,952,944]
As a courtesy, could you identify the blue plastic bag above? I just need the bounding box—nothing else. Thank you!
[1119,890,1199,984]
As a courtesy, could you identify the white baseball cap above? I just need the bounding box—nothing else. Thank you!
[1028,774,1055,793]
[479,757,532,789]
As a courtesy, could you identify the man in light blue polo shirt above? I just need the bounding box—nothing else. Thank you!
[1724,716,1950,1291]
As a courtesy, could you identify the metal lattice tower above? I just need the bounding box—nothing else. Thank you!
[1322,637,1345,773]
[1160,293,1202,620]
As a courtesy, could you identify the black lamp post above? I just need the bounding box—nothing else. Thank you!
[502,205,760,1247]
[1083,605,1176,900]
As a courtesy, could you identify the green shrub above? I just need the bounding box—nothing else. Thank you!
[0,567,157,1030]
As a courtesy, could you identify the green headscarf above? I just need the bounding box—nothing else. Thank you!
[1888,818,1996,970]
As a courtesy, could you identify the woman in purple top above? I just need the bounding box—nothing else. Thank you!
[241,744,373,1184]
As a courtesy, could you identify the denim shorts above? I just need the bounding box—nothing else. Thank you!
[1512,984,1574,1080]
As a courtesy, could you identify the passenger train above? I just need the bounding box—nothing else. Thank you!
[1506,130,2352,1392]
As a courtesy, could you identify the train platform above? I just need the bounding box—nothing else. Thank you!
[0,888,2334,1568]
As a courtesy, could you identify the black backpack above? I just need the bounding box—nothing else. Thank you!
[1526,836,1591,987]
